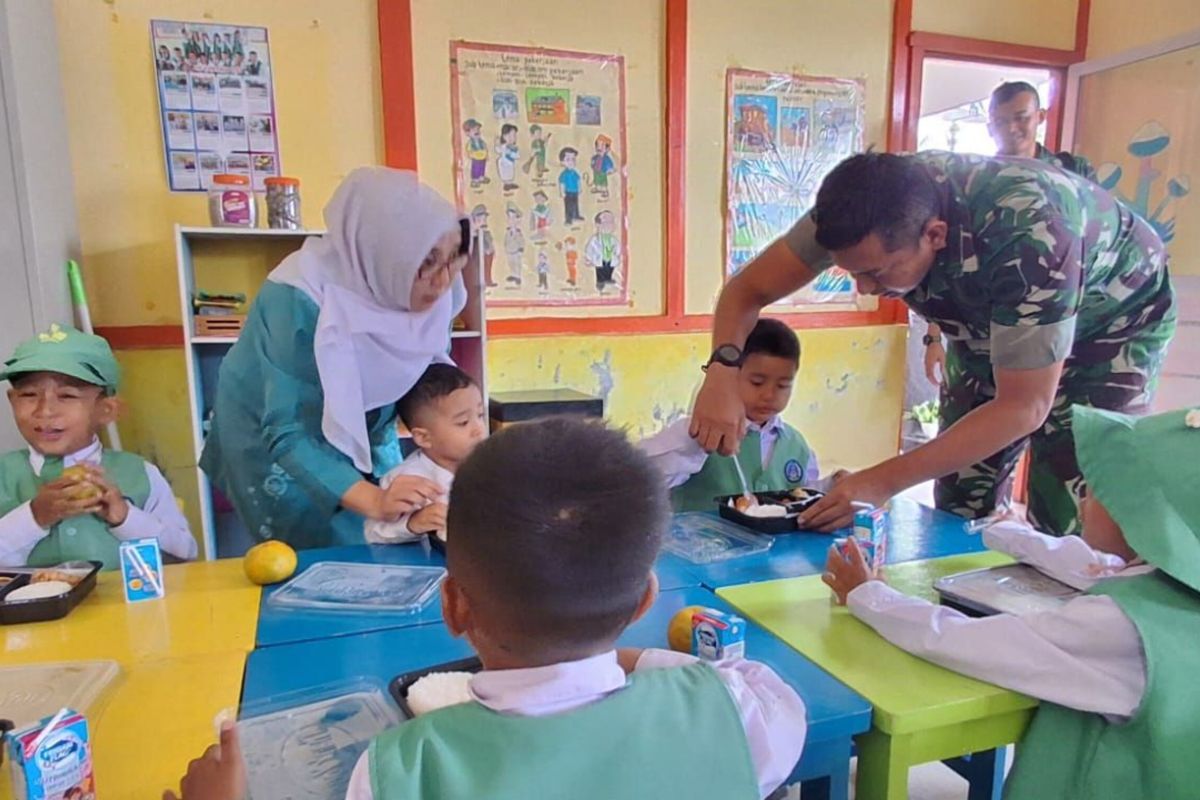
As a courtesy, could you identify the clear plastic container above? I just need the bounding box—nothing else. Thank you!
[934,563,1080,616]
[0,659,120,729]
[238,680,400,800]
[267,562,446,613]
[264,176,302,229]
[662,513,773,564]
[208,173,257,227]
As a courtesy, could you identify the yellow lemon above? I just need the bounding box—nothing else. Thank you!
[243,540,298,586]
[668,605,716,653]
[62,465,102,501]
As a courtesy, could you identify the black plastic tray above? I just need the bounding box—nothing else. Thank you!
[716,489,825,534]
[388,656,482,719]
[0,561,102,625]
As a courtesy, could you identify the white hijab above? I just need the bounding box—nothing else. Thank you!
[269,167,466,473]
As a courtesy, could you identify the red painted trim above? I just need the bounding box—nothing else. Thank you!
[1073,0,1091,59]
[665,0,687,319]
[95,325,185,349]
[888,0,915,151]
[378,0,419,170]
[909,32,1078,67]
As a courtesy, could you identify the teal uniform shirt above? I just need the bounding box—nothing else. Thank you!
[200,281,402,549]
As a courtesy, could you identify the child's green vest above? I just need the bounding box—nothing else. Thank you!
[1003,571,1200,799]
[370,661,760,800]
[0,449,151,570]
[672,426,814,512]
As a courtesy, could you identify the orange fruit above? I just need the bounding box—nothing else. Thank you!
[668,605,717,653]
[243,540,298,586]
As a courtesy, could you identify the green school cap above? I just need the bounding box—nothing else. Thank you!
[0,324,121,394]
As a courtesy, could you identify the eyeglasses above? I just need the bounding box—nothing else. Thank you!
[416,218,472,282]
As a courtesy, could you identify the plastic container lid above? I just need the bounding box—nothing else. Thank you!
[0,659,120,729]
[238,681,400,800]
[934,563,1080,616]
[267,562,446,613]
[662,513,774,564]
[212,173,250,186]
[264,176,300,186]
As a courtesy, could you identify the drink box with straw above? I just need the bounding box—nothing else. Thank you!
[119,538,165,603]
[6,708,95,800]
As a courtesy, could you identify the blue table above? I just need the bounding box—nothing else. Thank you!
[676,498,985,589]
[256,544,703,648]
[244,585,871,799]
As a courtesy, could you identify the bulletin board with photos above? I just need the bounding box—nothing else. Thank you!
[151,19,281,192]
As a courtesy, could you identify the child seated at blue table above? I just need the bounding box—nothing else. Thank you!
[167,417,807,800]
[824,405,1200,800]
[364,364,486,544]
[640,317,844,511]
[0,324,196,569]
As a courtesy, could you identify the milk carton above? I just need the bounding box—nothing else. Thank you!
[6,710,95,800]
[851,503,889,570]
[119,537,165,603]
[691,609,746,661]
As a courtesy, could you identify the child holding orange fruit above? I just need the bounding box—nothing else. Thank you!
[0,324,196,569]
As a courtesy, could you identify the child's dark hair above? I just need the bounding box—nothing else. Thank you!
[744,318,800,367]
[447,417,668,660]
[813,152,939,252]
[397,364,477,429]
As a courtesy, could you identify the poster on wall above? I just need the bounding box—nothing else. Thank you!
[451,41,629,308]
[725,68,865,307]
[150,20,280,192]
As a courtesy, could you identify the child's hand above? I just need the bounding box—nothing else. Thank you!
[30,478,104,529]
[822,537,876,605]
[377,476,441,522]
[162,723,247,800]
[79,465,130,526]
[409,502,448,535]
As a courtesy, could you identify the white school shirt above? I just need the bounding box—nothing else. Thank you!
[363,451,453,544]
[639,415,823,490]
[846,520,1151,720]
[0,438,197,565]
[345,648,808,800]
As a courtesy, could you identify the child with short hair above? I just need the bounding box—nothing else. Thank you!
[363,364,486,543]
[167,417,808,800]
[824,405,1200,799]
[0,324,196,568]
[641,317,842,511]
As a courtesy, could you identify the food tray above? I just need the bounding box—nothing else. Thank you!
[934,563,1081,617]
[716,489,826,534]
[662,513,773,564]
[238,683,400,800]
[0,659,120,729]
[0,560,102,625]
[388,657,483,720]
[267,561,446,614]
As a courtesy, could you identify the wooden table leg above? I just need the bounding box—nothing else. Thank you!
[854,727,912,800]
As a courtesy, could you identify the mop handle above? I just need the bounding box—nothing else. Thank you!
[67,260,122,451]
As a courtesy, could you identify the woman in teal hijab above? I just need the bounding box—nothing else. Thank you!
[200,168,477,549]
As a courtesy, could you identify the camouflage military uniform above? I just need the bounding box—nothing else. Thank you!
[1034,142,1097,182]
[905,152,1175,535]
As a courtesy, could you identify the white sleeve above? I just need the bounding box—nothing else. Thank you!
[0,502,50,567]
[636,648,807,799]
[344,752,375,800]
[637,418,710,490]
[110,464,198,560]
[982,521,1128,590]
[847,581,1146,718]
[364,514,423,545]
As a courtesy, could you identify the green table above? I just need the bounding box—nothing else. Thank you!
[720,552,1038,800]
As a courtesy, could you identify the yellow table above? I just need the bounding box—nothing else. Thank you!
[3,560,259,664]
[720,552,1039,800]
[2,561,259,798]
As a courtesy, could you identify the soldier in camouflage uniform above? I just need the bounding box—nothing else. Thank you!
[690,150,1175,536]
[989,80,1097,180]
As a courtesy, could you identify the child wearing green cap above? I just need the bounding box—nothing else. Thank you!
[0,324,196,569]
[824,404,1200,799]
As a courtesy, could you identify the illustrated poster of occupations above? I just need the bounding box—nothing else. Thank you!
[725,69,865,308]
[451,41,629,308]
[151,20,280,192]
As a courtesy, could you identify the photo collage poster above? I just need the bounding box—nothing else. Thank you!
[725,68,865,307]
[451,41,630,307]
[151,19,280,192]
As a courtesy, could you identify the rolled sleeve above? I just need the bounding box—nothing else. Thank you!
[782,212,836,273]
[990,317,1077,369]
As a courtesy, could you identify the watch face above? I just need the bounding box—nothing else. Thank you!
[715,345,741,361]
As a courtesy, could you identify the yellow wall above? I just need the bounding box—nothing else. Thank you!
[913,0,1078,50]
[410,0,665,319]
[1087,0,1200,59]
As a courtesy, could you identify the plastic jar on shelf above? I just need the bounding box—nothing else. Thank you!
[264,176,302,229]
[208,174,257,228]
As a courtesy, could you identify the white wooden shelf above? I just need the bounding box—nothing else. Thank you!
[178,226,325,239]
